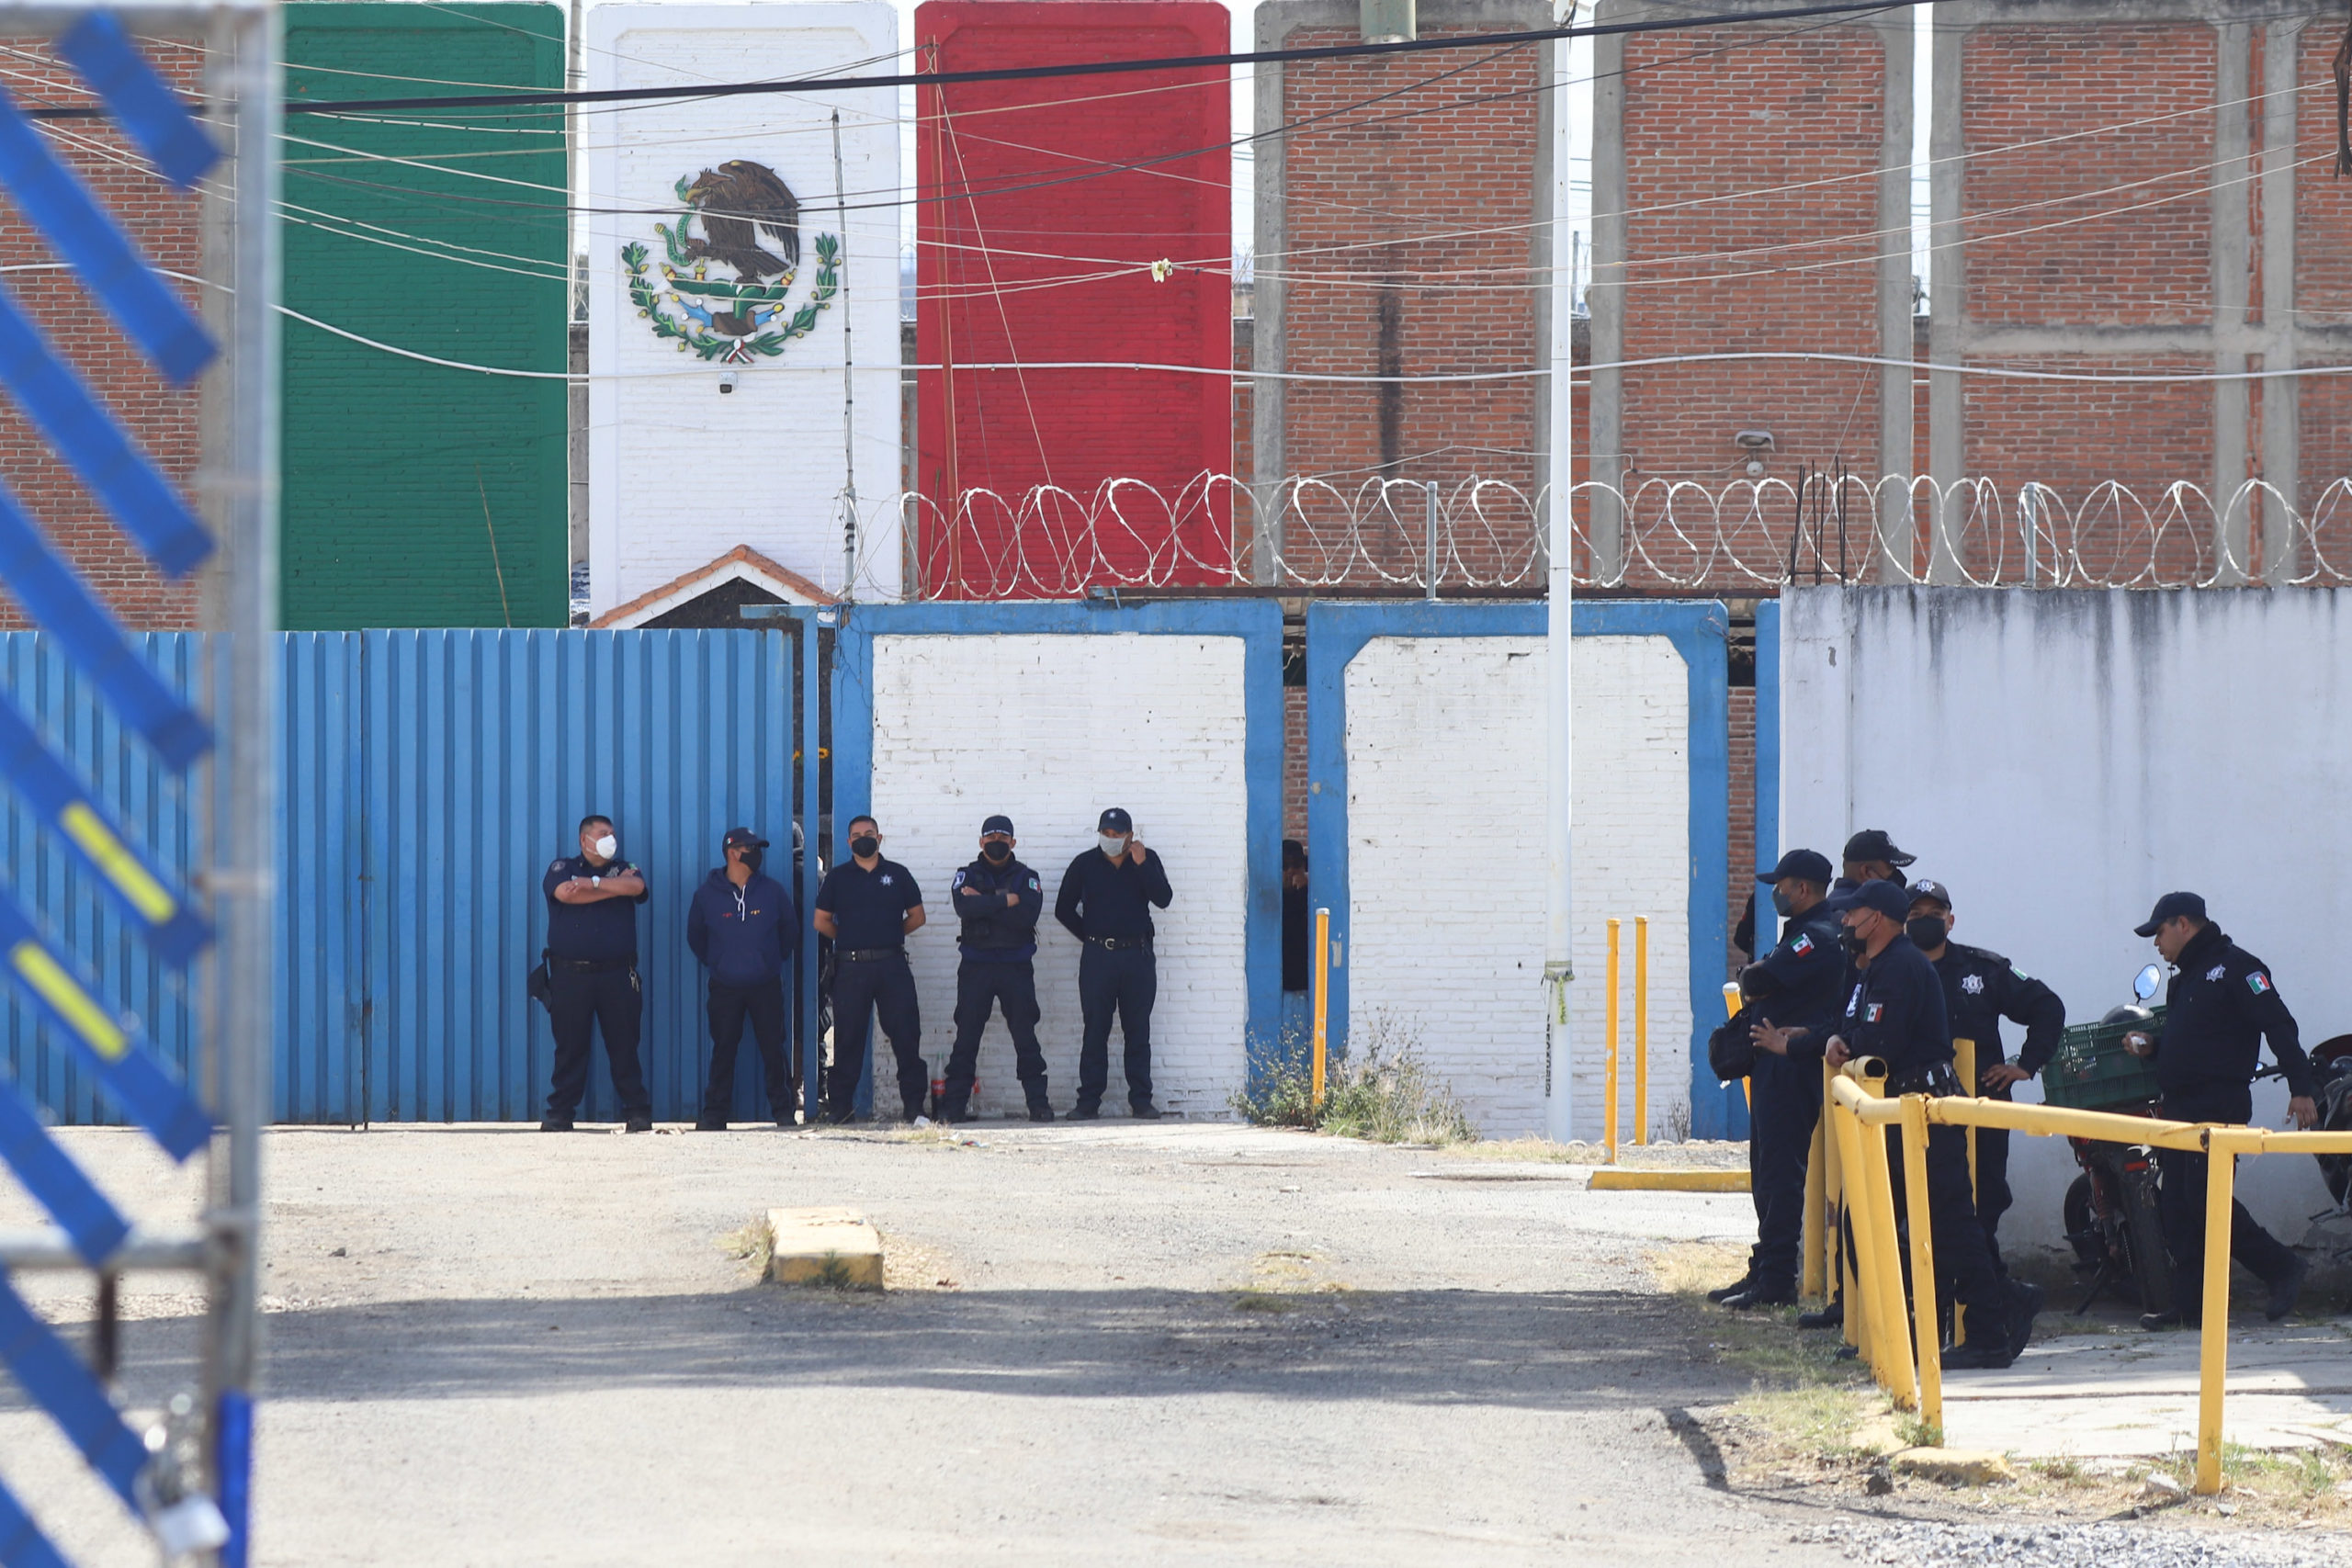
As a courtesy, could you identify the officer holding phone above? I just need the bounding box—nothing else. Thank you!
[1055,807,1172,1120]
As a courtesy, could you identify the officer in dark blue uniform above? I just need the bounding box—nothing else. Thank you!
[942,814,1050,1123]
[2127,892,2317,1328]
[1714,847,1842,1310]
[686,827,799,1130]
[540,814,653,1133]
[1055,807,1173,1120]
[813,815,927,1123]
[1823,877,2041,1369]
[1842,828,1914,889]
[1904,878,2065,1269]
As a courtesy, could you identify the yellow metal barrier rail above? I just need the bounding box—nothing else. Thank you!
[1814,1063,2352,1493]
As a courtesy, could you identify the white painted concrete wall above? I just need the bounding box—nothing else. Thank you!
[1344,636,1693,1140]
[1781,586,2352,1252]
[867,634,1251,1113]
[586,4,902,613]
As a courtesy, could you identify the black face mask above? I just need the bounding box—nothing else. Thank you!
[1838,925,1867,958]
[1905,915,1947,951]
[1770,885,1796,919]
[850,835,879,859]
[981,841,1011,863]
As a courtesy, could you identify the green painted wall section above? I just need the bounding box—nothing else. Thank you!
[282,4,567,629]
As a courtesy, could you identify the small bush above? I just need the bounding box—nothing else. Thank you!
[1232,1012,1476,1146]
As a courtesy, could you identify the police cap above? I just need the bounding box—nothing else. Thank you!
[1906,878,1952,910]
[2133,890,2206,938]
[1828,878,1908,919]
[1842,828,1916,866]
[1098,807,1133,833]
[981,814,1015,838]
[1757,848,1834,886]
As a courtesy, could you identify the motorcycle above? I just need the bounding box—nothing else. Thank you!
[2052,963,2174,1316]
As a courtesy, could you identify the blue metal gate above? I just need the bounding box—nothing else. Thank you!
[0,628,803,1125]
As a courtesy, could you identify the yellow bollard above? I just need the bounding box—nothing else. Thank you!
[1800,1108,1826,1302]
[1827,1096,1874,1371]
[1953,1038,1979,1199]
[1721,981,1749,1113]
[1310,907,1331,1110]
[1634,916,1649,1146]
[2196,1128,2249,1495]
[1821,1057,1848,1334]
[1604,918,1622,1163]
[1861,1117,1917,1408]
[1899,1095,1942,1435]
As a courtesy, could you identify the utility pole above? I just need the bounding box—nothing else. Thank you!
[1544,19,1576,1144]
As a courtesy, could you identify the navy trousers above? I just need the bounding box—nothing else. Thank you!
[1746,1052,1820,1289]
[946,960,1047,1113]
[829,954,924,1119]
[1077,944,1155,1109]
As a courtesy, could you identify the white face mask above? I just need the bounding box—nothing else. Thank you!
[1100,834,1128,858]
[593,834,617,859]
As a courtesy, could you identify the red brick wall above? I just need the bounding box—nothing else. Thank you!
[1271,23,1544,584]
[913,0,1231,599]
[2297,22,2352,529]
[1283,682,1306,840]
[1613,17,1894,564]
[0,37,204,629]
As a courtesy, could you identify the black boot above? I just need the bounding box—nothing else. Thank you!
[1796,1302,1844,1331]
[1707,1272,1757,1304]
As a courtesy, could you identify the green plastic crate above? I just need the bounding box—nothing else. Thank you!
[2041,1005,2165,1111]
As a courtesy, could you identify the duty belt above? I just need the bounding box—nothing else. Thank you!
[1086,935,1152,952]
[1888,1063,1962,1098]
[551,955,633,975]
[841,946,905,963]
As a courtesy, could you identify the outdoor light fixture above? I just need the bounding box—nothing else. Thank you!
[1735,429,1774,479]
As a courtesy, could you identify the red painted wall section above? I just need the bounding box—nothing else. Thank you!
[914,0,1232,599]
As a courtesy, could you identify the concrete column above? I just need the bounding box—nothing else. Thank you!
[1926,6,1966,585]
[1589,6,1629,586]
[1873,11,1916,582]
[2211,22,2253,586]
[2261,17,2302,582]
[1250,8,1291,585]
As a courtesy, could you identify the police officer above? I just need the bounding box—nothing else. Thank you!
[1820,878,2042,1369]
[2125,892,2316,1328]
[1713,848,1844,1310]
[686,827,799,1131]
[540,814,653,1134]
[1905,878,2064,1269]
[1842,828,1914,888]
[1055,807,1173,1120]
[941,815,1050,1123]
[812,815,927,1123]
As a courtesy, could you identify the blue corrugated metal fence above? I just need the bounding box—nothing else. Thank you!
[1,629,801,1125]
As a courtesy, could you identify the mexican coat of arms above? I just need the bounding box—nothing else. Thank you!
[622,159,840,363]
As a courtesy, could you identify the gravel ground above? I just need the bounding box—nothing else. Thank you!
[0,1119,2345,1566]
[1804,1518,2352,1568]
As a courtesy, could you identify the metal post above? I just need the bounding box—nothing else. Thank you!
[1899,1095,1942,1435]
[1542,33,1575,1145]
[1423,480,1438,601]
[799,612,824,1123]
[2196,1128,2245,1495]
[1633,915,1647,1145]
[1603,918,1620,1163]
[204,6,281,1555]
[831,112,858,601]
[1310,906,1330,1109]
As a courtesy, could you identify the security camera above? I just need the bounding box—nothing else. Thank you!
[718,370,740,395]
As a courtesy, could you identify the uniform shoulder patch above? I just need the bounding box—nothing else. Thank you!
[2011,966,2031,981]
[952,870,967,888]
[1791,933,1815,956]
[548,858,567,874]
[1864,1002,1884,1023]
[1027,875,1041,889]
[2247,970,2273,995]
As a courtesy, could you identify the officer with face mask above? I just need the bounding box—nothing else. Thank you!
[941,815,1050,1122]
[1055,807,1173,1119]
[686,828,798,1130]
[1841,828,1914,889]
[1823,878,2043,1369]
[541,814,653,1133]
[1903,878,2064,1270]
[813,815,928,1123]
[1714,848,1844,1310]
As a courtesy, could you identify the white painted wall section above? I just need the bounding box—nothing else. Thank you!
[867,634,1251,1114]
[1781,586,2352,1250]
[586,3,902,612]
[1344,636,1692,1140]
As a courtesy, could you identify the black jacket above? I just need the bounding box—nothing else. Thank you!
[951,854,1043,961]
[1738,904,1845,1056]
[1835,934,1951,1085]
[685,867,795,986]
[2154,922,2315,1100]
[1055,845,1172,942]
[1930,941,2065,1085]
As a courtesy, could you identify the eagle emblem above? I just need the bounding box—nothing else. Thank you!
[1961,974,1985,995]
[622,160,841,363]
[2206,964,2227,982]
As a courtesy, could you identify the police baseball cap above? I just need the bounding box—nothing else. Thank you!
[2134,891,2206,938]
[981,814,1015,838]
[1907,878,1953,910]
[1842,829,1916,867]
[722,827,768,850]
[1827,878,1908,919]
[1757,848,1833,886]
[1098,807,1133,833]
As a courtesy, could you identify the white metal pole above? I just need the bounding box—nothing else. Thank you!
[1544,28,1576,1144]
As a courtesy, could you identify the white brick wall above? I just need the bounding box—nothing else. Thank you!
[867,633,1252,1113]
[1343,636,1693,1139]
[586,4,903,613]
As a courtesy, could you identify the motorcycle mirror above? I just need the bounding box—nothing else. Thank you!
[2132,962,2163,1001]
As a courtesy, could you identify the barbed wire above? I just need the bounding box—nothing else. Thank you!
[867,472,2352,598]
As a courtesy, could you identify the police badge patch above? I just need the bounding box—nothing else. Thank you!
[2206,964,2227,981]
[1961,974,1985,995]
